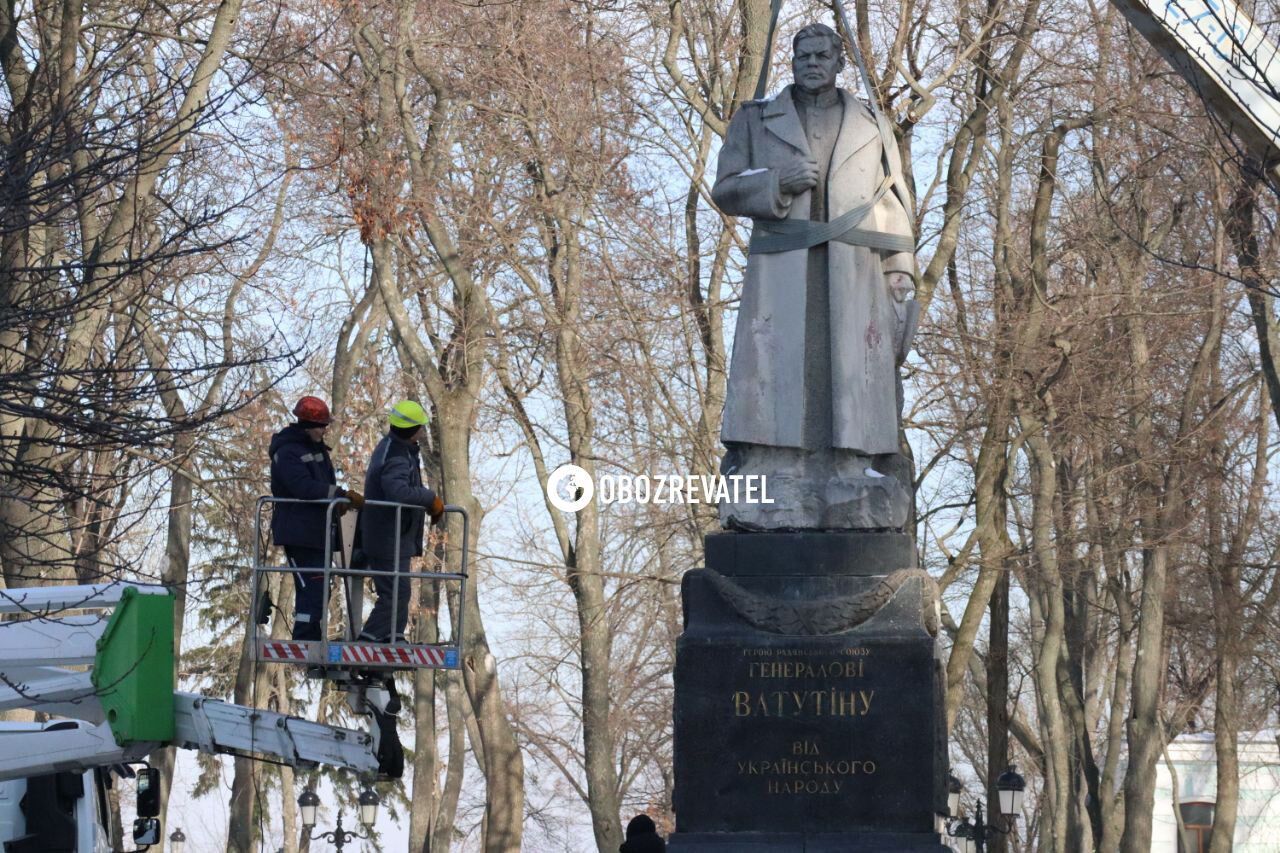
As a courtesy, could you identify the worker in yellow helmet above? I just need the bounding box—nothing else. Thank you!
[357,400,445,642]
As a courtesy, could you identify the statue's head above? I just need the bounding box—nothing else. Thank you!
[791,23,844,96]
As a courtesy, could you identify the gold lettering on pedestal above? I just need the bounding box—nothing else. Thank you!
[735,753,879,796]
[731,648,880,795]
[740,647,872,657]
[746,659,866,678]
[768,779,843,794]
[792,740,819,755]
[735,759,877,776]
[730,689,874,717]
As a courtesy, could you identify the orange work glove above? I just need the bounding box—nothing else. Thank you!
[345,489,365,510]
[429,495,445,523]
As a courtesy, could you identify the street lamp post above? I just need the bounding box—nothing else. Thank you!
[298,786,381,851]
[941,765,1026,853]
[304,810,364,851]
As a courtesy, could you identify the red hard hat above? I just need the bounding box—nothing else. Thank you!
[292,396,332,425]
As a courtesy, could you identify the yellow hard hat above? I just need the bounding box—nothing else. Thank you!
[388,400,430,429]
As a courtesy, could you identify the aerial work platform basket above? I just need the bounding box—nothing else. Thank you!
[251,496,468,675]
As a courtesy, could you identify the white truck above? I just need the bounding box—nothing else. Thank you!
[0,721,118,853]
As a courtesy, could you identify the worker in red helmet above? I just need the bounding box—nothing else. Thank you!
[269,395,365,641]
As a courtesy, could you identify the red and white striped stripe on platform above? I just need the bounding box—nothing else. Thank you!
[259,639,459,669]
[338,643,449,667]
[260,641,308,661]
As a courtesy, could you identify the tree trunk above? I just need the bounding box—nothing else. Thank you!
[950,407,1013,728]
[1226,162,1280,432]
[1121,183,1221,848]
[409,585,440,852]
[1208,645,1239,853]
[367,214,522,850]
[280,762,299,853]
[438,419,524,853]
[432,669,467,852]
[107,780,124,851]
[228,572,284,850]
[987,570,1010,853]
[549,244,623,850]
[569,493,623,852]
[1119,543,1169,853]
[1207,481,1243,853]
[156,433,193,829]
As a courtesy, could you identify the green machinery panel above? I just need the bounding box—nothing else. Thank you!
[91,588,176,744]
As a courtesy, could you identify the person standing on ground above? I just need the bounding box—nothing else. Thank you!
[358,400,444,642]
[269,395,364,641]
[619,815,666,853]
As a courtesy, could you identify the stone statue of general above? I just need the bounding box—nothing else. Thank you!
[713,23,919,530]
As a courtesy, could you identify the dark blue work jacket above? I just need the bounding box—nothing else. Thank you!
[361,433,437,566]
[268,424,339,549]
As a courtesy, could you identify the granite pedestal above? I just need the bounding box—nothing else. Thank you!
[670,532,949,852]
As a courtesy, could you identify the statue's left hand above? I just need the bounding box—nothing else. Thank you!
[887,271,914,303]
[888,272,918,365]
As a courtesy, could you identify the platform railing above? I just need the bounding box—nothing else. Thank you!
[251,496,468,671]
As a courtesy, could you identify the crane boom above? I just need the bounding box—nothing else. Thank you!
[171,692,379,775]
[1111,0,1280,171]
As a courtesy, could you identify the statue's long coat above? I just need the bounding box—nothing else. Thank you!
[712,85,916,455]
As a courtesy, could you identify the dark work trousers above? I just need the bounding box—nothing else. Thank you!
[359,555,412,642]
[285,546,329,641]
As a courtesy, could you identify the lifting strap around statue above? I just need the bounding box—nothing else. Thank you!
[746,0,913,256]
[749,170,914,254]
[753,0,786,102]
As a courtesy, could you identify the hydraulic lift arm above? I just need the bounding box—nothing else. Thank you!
[1109,0,1280,173]
[0,693,380,782]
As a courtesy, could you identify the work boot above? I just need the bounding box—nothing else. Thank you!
[356,631,407,644]
[255,591,272,625]
[383,677,402,715]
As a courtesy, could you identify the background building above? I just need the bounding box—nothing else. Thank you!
[1153,731,1280,852]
